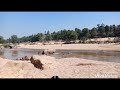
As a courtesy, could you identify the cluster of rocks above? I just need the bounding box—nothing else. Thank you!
[16,55,43,70]
[16,56,30,61]
[41,49,56,55]
[15,49,56,70]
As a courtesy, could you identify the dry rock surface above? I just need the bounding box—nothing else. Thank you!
[0,55,120,78]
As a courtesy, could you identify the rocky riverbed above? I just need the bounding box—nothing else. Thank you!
[0,55,120,78]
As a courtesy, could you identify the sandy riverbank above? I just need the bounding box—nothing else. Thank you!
[0,55,120,78]
[0,43,120,78]
[18,43,120,51]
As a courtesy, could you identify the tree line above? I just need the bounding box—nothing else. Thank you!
[0,23,120,44]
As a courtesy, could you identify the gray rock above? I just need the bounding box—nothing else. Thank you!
[42,49,56,55]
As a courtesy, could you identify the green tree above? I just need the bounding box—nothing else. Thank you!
[75,28,82,40]
[105,25,110,37]
[37,33,44,42]
[113,25,119,37]
[90,27,97,38]
[69,30,77,41]
[82,28,90,40]
[51,31,56,40]
[97,23,106,38]
[115,25,120,37]
[45,30,52,41]
[60,30,76,41]
[100,24,115,37]
[0,36,4,44]
[10,35,18,44]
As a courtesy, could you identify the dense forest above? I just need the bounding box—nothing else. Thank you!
[0,23,120,44]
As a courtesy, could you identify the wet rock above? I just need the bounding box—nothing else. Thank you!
[24,56,29,60]
[16,56,30,61]
[42,49,56,55]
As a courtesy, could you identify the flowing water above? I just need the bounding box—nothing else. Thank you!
[0,48,120,63]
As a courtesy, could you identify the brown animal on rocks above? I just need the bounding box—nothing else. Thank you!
[30,56,43,70]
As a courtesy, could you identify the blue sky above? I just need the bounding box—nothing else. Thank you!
[0,12,120,39]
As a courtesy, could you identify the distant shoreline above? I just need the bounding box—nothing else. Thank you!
[18,43,120,51]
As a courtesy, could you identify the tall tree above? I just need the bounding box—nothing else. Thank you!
[0,36,4,44]
[51,31,56,40]
[105,25,110,37]
[75,28,82,40]
[10,35,18,44]
[115,25,120,37]
[90,27,97,38]
[69,30,77,41]
[113,25,120,37]
[45,30,52,41]
[82,28,90,40]
[97,23,106,38]
[108,25,114,37]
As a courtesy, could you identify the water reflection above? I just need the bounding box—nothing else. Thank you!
[0,48,120,63]
[11,50,18,57]
[0,51,4,56]
[54,50,120,63]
